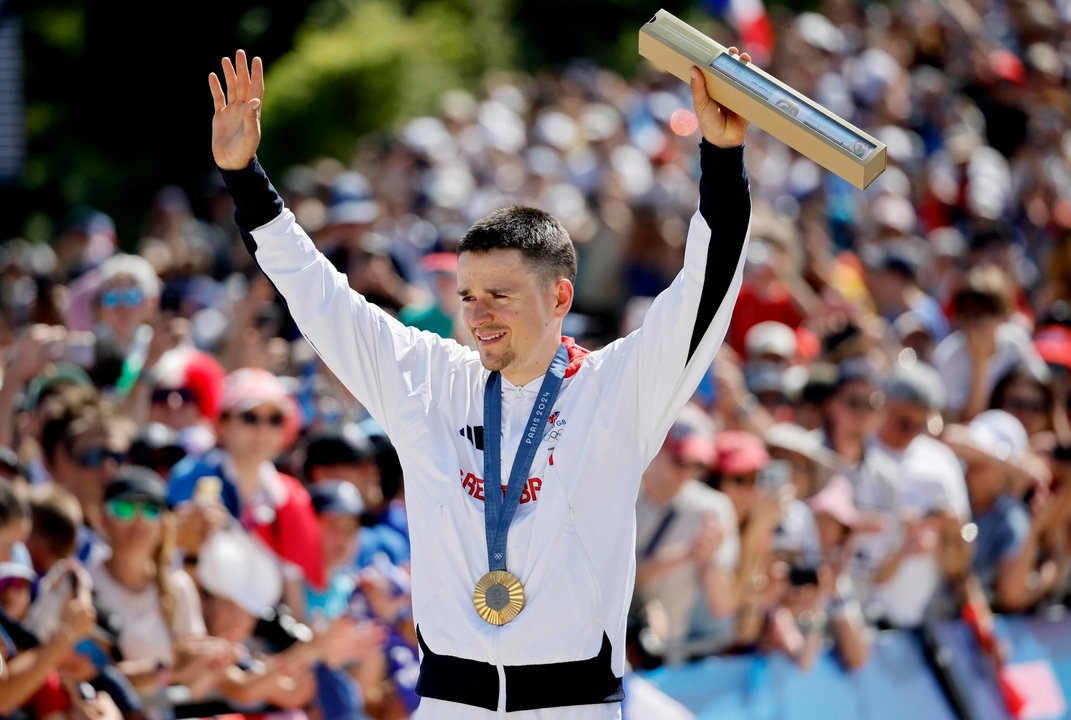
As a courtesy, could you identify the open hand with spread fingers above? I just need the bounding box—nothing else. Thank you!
[690,46,752,148]
[209,49,265,171]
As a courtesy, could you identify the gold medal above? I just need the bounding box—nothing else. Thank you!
[472,570,526,625]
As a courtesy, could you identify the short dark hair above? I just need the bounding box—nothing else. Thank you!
[458,206,577,285]
[29,484,82,560]
[0,478,29,527]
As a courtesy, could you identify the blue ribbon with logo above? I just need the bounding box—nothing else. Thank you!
[482,343,569,571]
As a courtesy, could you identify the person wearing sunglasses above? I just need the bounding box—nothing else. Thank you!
[93,254,161,358]
[43,396,136,566]
[88,466,230,698]
[167,368,324,619]
[862,364,971,630]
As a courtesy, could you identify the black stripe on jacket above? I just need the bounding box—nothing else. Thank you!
[687,140,751,364]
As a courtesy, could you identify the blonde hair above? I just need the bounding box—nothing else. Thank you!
[153,512,178,642]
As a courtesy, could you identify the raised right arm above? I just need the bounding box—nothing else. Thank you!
[209,51,470,435]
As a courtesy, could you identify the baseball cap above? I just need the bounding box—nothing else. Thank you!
[0,562,36,583]
[103,466,168,507]
[309,481,365,517]
[745,322,797,361]
[883,363,945,412]
[944,409,1029,472]
[1035,325,1071,372]
[715,432,770,475]
[664,405,717,467]
[220,368,301,446]
[305,425,375,472]
[744,361,786,396]
[420,252,459,276]
[198,528,283,616]
[25,362,93,411]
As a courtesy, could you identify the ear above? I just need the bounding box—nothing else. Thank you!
[554,278,574,318]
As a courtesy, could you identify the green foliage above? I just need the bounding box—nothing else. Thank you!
[259,0,514,169]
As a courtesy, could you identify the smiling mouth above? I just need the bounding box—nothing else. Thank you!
[475,330,506,345]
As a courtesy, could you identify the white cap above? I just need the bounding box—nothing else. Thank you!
[198,529,283,616]
[745,321,797,361]
[968,410,1028,466]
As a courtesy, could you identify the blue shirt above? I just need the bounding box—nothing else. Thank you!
[972,494,1030,593]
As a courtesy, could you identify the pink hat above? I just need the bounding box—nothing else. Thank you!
[664,404,717,467]
[220,368,301,447]
[808,476,858,529]
[714,432,770,475]
[420,252,458,275]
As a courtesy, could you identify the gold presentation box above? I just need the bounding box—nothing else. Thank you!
[639,9,887,189]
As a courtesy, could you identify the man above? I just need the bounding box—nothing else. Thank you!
[208,49,752,717]
[860,364,971,628]
[304,426,410,568]
[633,405,738,661]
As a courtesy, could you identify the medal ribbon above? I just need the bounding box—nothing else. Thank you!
[483,343,568,572]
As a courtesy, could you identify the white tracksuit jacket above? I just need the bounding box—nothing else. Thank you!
[220,141,752,718]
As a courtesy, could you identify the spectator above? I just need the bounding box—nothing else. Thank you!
[864,364,972,628]
[303,425,410,570]
[88,466,221,696]
[934,266,1047,421]
[820,361,881,468]
[39,395,134,564]
[807,477,872,670]
[0,478,31,566]
[634,406,738,659]
[988,365,1057,442]
[198,528,380,716]
[24,483,82,575]
[399,252,463,342]
[169,368,324,618]
[945,410,1069,612]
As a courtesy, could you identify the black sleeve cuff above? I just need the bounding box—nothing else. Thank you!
[697,140,749,227]
[218,157,285,233]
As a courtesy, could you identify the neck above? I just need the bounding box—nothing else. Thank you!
[231,456,266,501]
[830,426,864,463]
[501,336,562,387]
[876,428,909,451]
[106,552,153,592]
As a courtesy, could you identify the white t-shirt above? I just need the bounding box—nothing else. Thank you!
[864,435,968,627]
[635,481,739,643]
[933,322,1047,416]
[89,560,206,665]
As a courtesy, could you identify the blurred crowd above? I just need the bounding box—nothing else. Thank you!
[2,0,1071,717]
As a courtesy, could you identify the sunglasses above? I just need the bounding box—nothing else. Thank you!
[151,387,194,407]
[723,474,758,487]
[75,447,126,468]
[0,577,31,593]
[891,415,928,436]
[104,498,163,522]
[100,287,146,309]
[841,394,877,413]
[237,410,285,428]
[1003,398,1047,415]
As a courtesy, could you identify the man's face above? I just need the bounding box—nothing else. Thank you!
[827,379,878,440]
[642,444,705,502]
[880,399,930,450]
[457,249,571,382]
[56,429,127,519]
[318,512,360,572]
[218,403,286,464]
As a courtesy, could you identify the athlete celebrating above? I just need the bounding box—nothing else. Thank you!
[208,48,752,718]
